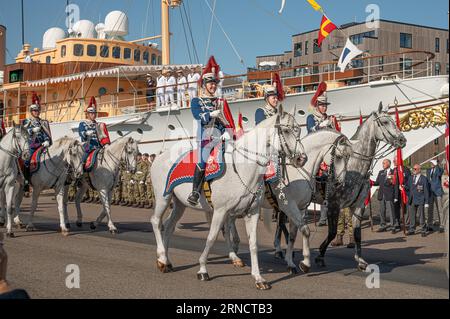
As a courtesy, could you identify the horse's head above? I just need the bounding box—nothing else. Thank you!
[369,102,407,148]
[330,135,353,185]
[64,139,85,179]
[121,137,139,174]
[273,105,308,168]
[11,122,30,161]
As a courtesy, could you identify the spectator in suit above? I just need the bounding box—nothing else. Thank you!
[392,158,411,231]
[404,164,430,237]
[426,159,445,233]
[373,159,399,232]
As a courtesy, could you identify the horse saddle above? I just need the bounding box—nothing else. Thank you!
[84,149,101,173]
[30,146,45,174]
[164,146,225,196]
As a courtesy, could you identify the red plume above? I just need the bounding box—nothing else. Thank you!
[311,81,327,106]
[199,56,220,85]
[88,96,97,108]
[273,73,285,101]
[32,92,40,105]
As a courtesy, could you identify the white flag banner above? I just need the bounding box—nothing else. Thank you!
[338,38,363,72]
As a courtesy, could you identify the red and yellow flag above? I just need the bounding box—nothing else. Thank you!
[317,15,337,47]
[307,0,322,11]
[236,112,245,139]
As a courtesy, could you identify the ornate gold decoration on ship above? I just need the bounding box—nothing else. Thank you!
[400,104,449,132]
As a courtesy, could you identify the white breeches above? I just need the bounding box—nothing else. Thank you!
[156,90,165,109]
[165,90,175,106]
[177,90,187,108]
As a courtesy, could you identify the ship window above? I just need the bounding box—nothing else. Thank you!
[99,87,107,96]
[112,46,121,59]
[87,45,97,57]
[143,51,149,64]
[124,48,131,60]
[100,45,109,58]
[45,56,51,64]
[61,45,66,58]
[74,44,84,56]
[134,49,141,62]
[151,53,157,65]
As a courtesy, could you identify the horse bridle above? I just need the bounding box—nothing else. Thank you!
[0,128,28,159]
[104,139,137,173]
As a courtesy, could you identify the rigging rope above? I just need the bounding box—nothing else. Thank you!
[179,8,193,64]
[182,1,200,64]
[205,0,217,61]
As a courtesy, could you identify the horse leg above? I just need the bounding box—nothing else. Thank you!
[26,188,40,232]
[55,186,70,236]
[0,192,5,227]
[197,208,227,281]
[13,183,25,228]
[229,216,241,254]
[299,223,311,273]
[352,207,368,271]
[244,212,271,290]
[161,196,186,271]
[224,215,244,267]
[285,221,299,274]
[151,194,171,272]
[74,182,88,228]
[96,189,116,234]
[62,185,70,229]
[5,185,16,237]
[315,203,339,268]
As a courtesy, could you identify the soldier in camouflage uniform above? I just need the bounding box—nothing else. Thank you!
[121,167,133,206]
[331,207,355,248]
[68,183,77,202]
[111,172,122,205]
[145,154,156,208]
[133,153,148,208]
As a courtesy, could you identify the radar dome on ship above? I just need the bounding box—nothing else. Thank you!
[104,11,129,37]
[42,27,67,50]
[72,20,97,38]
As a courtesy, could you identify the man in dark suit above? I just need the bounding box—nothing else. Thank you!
[404,164,430,237]
[392,158,411,233]
[426,159,445,232]
[374,159,399,232]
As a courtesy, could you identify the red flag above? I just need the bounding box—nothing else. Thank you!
[236,112,245,139]
[445,109,449,175]
[317,15,337,47]
[395,106,407,204]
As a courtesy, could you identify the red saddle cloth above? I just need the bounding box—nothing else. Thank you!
[164,146,224,196]
[30,146,44,174]
[84,149,100,172]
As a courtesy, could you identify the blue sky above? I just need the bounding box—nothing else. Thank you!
[0,0,448,74]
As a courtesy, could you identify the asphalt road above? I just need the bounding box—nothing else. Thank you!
[2,195,449,299]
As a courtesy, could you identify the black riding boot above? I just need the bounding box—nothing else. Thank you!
[23,166,31,192]
[187,166,205,205]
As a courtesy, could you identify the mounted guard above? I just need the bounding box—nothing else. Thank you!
[22,92,52,191]
[78,97,111,170]
[187,56,236,205]
[306,82,340,133]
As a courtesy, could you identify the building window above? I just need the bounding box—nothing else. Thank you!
[435,38,440,53]
[124,48,131,60]
[112,46,121,59]
[304,41,309,55]
[294,42,302,57]
[312,62,319,74]
[378,56,384,71]
[400,33,412,49]
[100,45,109,58]
[61,45,66,58]
[143,51,149,64]
[313,39,321,53]
[134,49,141,62]
[45,56,51,64]
[151,53,157,65]
[349,31,376,45]
[352,59,364,69]
[73,44,84,56]
[87,44,97,57]
[435,62,441,75]
[400,58,413,75]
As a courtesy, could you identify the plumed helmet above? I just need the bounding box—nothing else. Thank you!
[85,96,97,113]
[201,56,220,86]
[29,92,41,112]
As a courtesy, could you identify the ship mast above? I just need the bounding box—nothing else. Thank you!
[161,0,182,65]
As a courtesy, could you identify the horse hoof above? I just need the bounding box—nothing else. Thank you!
[26,226,35,232]
[197,273,210,281]
[89,222,96,230]
[255,281,271,290]
[6,232,15,238]
[357,263,368,271]
[274,251,284,259]
[156,260,171,273]
[16,223,25,229]
[315,256,326,268]
[299,262,310,274]
[61,230,70,237]
[232,260,245,268]
[287,266,299,275]
[109,229,118,235]
[76,222,83,228]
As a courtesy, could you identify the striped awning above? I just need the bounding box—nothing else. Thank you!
[25,64,202,87]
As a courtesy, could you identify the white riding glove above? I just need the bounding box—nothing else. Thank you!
[319,119,331,128]
[394,199,398,203]
[42,141,50,148]
[210,110,221,118]
[424,204,429,208]
[85,130,94,136]
[221,131,231,141]
[32,127,41,133]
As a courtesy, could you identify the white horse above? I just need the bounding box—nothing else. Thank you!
[151,105,306,290]
[0,124,30,237]
[73,136,139,234]
[225,129,353,274]
[10,137,85,236]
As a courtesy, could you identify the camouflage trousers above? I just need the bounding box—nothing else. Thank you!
[337,207,353,236]
[112,182,122,203]
[146,181,154,205]
[130,181,146,204]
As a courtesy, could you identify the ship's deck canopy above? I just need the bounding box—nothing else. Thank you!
[25,64,202,87]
